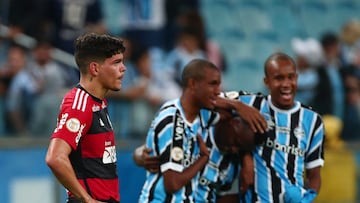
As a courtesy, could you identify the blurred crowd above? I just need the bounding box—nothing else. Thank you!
[0,0,359,143]
[291,19,360,142]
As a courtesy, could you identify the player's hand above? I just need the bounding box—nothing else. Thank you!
[142,148,160,173]
[235,102,267,134]
[133,145,160,173]
[197,135,210,158]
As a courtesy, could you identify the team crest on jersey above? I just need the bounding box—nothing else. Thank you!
[294,126,305,138]
[171,147,184,161]
[66,118,81,133]
[263,113,275,130]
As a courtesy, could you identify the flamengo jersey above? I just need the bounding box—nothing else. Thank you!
[51,85,119,202]
[223,91,325,203]
[139,99,219,203]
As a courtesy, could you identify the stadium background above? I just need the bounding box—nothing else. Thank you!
[0,0,359,202]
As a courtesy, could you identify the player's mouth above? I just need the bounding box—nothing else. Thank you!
[209,97,217,106]
[280,90,293,100]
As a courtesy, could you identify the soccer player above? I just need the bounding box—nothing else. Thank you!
[137,59,266,203]
[222,52,325,202]
[45,33,126,203]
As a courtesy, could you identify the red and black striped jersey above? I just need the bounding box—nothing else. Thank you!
[51,85,119,202]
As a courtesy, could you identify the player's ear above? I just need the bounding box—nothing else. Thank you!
[264,76,269,88]
[89,62,100,76]
[188,78,196,89]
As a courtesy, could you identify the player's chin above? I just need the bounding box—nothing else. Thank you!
[204,103,216,110]
[110,84,122,91]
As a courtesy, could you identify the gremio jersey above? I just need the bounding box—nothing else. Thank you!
[223,91,325,203]
[51,85,119,202]
[195,128,240,203]
[139,99,219,203]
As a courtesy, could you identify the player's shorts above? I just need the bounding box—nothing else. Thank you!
[67,196,119,203]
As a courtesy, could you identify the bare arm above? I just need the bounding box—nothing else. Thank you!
[240,152,254,194]
[163,135,210,193]
[215,96,267,134]
[45,138,104,203]
[305,166,321,193]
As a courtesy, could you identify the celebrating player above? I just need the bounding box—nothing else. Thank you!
[136,59,266,203]
[222,52,325,203]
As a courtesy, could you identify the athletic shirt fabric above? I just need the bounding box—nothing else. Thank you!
[195,127,240,203]
[51,85,119,202]
[139,98,219,203]
[223,91,325,203]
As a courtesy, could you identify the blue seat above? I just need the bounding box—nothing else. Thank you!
[223,58,265,92]
[298,2,335,38]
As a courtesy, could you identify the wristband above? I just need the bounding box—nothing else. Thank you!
[284,185,302,203]
[301,189,317,203]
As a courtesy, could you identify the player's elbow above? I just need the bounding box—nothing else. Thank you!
[45,152,57,169]
[164,179,182,193]
[163,170,184,193]
[45,151,65,171]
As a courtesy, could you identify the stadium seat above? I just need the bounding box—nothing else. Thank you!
[328,2,360,32]
[298,2,335,38]
[223,58,265,92]
[232,3,273,37]
[200,3,238,38]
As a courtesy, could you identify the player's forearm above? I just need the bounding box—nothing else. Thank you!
[163,155,209,193]
[46,154,91,202]
[306,167,321,193]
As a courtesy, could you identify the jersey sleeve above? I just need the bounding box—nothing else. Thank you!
[51,96,92,150]
[146,108,186,173]
[305,114,325,169]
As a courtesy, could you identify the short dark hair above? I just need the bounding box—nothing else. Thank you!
[181,59,219,88]
[320,32,339,48]
[264,52,296,76]
[74,33,125,73]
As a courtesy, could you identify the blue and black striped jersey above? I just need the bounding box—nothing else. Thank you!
[139,98,219,203]
[195,127,240,203]
[223,91,325,203]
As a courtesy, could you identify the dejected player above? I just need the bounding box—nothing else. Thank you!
[45,33,126,203]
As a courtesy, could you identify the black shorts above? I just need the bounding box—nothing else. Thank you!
[67,196,119,203]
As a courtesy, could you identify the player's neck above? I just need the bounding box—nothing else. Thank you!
[79,77,106,100]
[180,96,200,123]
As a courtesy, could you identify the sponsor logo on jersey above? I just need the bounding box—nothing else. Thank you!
[171,147,184,161]
[75,124,86,144]
[174,115,184,141]
[54,113,69,133]
[103,146,117,164]
[92,105,100,112]
[265,137,305,156]
[182,154,198,167]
